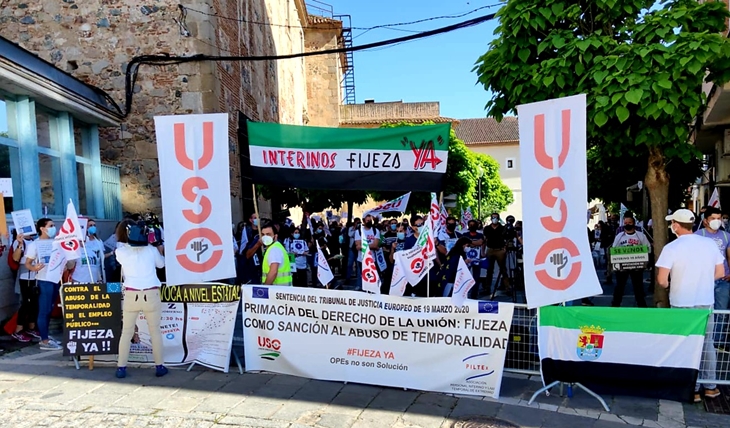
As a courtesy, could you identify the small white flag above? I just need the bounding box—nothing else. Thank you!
[451,257,476,307]
[46,241,67,284]
[709,188,721,209]
[360,225,381,294]
[316,241,334,287]
[365,192,411,217]
[389,255,407,297]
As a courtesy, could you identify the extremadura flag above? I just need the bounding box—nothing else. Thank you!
[538,306,709,402]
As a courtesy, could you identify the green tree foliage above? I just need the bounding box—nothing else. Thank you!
[371,122,513,216]
[474,0,730,307]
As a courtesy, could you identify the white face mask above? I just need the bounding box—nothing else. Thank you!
[261,235,274,246]
[670,224,679,237]
[710,219,723,231]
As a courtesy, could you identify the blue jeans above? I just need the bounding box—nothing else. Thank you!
[714,279,730,345]
[37,280,60,341]
[355,261,363,290]
[347,248,357,280]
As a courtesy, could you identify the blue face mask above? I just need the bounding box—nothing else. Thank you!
[317,228,323,233]
[397,232,405,240]
[87,226,97,235]
[339,235,344,244]
[253,218,259,227]
[293,233,300,239]
[45,227,57,239]
[391,224,397,230]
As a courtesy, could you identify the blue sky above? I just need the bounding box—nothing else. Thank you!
[320,0,502,119]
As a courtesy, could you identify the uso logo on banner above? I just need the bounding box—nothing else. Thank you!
[154,114,236,285]
[517,95,601,308]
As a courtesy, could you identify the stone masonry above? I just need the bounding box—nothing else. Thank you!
[0,0,337,219]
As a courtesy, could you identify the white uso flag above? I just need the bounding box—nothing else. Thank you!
[55,199,81,261]
[517,94,601,308]
[389,254,408,297]
[316,241,334,286]
[451,257,476,307]
[360,225,381,294]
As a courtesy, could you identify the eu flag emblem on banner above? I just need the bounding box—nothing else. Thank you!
[478,301,499,314]
[252,287,269,299]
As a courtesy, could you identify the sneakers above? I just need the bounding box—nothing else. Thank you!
[155,365,168,377]
[39,341,62,351]
[705,388,721,399]
[11,332,31,343]
[115,367,127,379]
[25,329,41,340]
[694,393,702,403]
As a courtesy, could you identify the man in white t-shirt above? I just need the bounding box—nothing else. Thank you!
[656,209,723,402]
[354,214,381,292]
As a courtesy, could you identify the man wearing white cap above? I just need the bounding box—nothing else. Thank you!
[656,209,723,402]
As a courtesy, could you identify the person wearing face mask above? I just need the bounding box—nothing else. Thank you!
[695,206,730,352]
[285,227,308,287]
[721,213,730,231]
[260,219,292,286]
[24,218,66,351]
[309,222,327,287]
[483,213,510,294]
[437,217,461,263]
[610,217,651,307]
[236,213,262,285]
[10,230,40,343]
[69,219,105,284]
[463,220,485,299]
[345,219,361,284]
[657,209,723,402]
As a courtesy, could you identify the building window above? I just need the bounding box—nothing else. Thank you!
[506,158,515,170]
[74,121,93,215]
[0,95,20,213]
[39,153,62,216]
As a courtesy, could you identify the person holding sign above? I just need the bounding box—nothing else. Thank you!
[611,216,650,307]
[24,218,63,351]
[69,219,104,284]
[114,219,167,379]
[284,227,308,287]
[11,231,40,343]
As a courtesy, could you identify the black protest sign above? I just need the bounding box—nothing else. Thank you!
[62,283,122,357]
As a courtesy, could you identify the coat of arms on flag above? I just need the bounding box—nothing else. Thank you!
[577,325,605,361]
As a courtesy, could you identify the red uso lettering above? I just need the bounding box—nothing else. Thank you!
[173,122,224,273]
[532,110,581,291]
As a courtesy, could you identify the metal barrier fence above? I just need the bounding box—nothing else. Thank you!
[505,305,730,385]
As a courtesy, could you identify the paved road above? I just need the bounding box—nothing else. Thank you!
[0,348,726,428]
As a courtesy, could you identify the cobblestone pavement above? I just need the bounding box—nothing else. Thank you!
[0,348,726,428]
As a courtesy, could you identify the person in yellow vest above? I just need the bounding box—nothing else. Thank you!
[260,219,292,286]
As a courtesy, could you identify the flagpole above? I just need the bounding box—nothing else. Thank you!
[251,184,260,222]
[69,199,95,283]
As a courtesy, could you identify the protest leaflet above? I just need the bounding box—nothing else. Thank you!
[242,286,514,398]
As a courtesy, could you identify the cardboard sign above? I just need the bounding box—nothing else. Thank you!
[610,245,649,271]
[62,282,123,357]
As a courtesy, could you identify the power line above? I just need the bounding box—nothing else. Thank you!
[122,12,498,118]
[181,3,504,32]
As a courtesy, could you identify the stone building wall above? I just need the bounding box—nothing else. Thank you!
[304,23,342,127]
[0,0,311,221]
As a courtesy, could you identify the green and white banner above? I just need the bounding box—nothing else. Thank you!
[609,245,649,271]
[247,122,450,191]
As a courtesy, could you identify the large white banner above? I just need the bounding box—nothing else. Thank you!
[518,95,602,308]
[90,283,240,372]
[242,286,514,398]
[155,114,236,285]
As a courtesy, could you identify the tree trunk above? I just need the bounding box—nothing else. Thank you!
[644,146,670,308]
[347,200,354,224]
